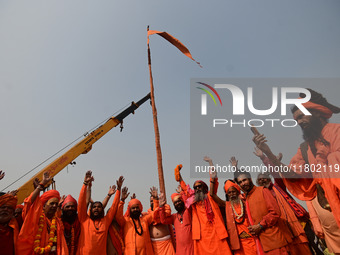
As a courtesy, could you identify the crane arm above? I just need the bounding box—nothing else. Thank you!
[16,93,150,204]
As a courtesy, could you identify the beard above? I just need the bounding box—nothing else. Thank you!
[174,201,185,213]
[302,116,324,143]
[194,190,207,202]
[62,210,77,224]
[130,211,141,219]
[90,211,104,220]
[230,196,241,204]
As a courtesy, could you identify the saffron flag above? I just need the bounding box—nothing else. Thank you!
[147,30,202,68]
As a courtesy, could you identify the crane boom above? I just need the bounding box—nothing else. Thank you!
[16,93,151,204]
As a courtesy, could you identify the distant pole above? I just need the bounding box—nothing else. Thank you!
[147,26,167,200]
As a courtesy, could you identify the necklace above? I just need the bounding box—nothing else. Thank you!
[33,214,57,254]
[132,218,143,236]
[231,201,245,224]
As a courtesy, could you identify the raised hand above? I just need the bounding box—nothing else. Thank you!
[130,193,136,200]
[252,134,270,154]
[42,172,52,186]
[33,178,40,189]
[159,192,166,207]
[0,170,5,180]
[108,185,117,196]
[149,186,158,199]
[276,152,283,162]
[116,176,124,191]
[176,185,183,194]
[203,156,212,163]
[253,147,264,158]
[229,156,238,168]
[84,170,94,184]
[8,190,18,196]
[121,187,130,202]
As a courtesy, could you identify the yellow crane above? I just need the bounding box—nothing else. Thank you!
[14,93,150,204]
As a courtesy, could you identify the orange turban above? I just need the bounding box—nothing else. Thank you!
[302,101,333,119]
[40,190,60,205]
[224,180,240,193]
[62,195,77,210]
[171,193,181,202]
[126,199,143,218]
[0,194,17,209]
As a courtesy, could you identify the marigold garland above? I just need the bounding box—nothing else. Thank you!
[69,226,75,255]
[33,214,57,254]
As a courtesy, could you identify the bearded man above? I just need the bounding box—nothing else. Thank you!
[175,165,232,255]
[236,172,293,255]
[115,187,156,255]
[0,192,19,255]
[76,171,122,255]
[17,172,68,255]
[158,189,194,255]
[252,88,340,228]
[61,195,80,255]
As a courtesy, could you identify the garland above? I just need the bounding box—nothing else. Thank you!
[69,227,75,255]
[231,200,245,224]
[34,214,57,254]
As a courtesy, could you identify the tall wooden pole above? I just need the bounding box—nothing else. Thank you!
[147,26,167,200]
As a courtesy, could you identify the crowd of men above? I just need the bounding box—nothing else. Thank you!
[1,88,340,255]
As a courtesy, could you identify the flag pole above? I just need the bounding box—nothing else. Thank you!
[147,26,167,201]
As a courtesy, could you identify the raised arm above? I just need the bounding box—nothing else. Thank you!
[158,193,174,225]
[78,171,94,222]
[115,186,129,227]
[30,172,51,204]
[106,176,124,223]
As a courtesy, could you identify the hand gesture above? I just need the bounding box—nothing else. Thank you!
[253,147,264,158]
[33,178,40,189]
[203,156,212,164]
[116,176,124,190]
[121,187,130,202]
[8,190,18,196]
[84,171,94,184]
[176,185,183,194]
[0,170,5,180]
[229,156,238,168]
[108,185,117,196]
[130,193,136,200]
[42,172,52,186]
[252,134,270,154]
[149,186,158,199]
[159,192,166,207]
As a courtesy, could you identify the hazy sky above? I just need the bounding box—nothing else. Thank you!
[1,1,339,209]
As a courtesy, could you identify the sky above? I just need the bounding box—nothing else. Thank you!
[0,0,339,209]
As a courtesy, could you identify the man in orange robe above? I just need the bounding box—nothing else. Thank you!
[61,195,81,255]
[76,171,122,255]
[252,89,340,229]
[159,191,194,255]
[17,172,69,255]
[175,166,232,255]
[236,172,292,255]
[256,172,312,255]
[115,187,156,255]
[210,178,257,255]
[0,192,19,255]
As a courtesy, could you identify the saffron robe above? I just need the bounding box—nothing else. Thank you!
[245,186,292,254]
[283,123,340,228]
[0,218,19,255]
[17,192,69,255]
[76,184,120,255]
[116,201,155,255]
[159,206,194,255]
